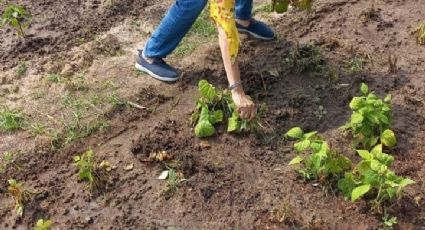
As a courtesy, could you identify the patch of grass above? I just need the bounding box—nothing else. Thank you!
[415,21,425,45]
[174,38,200,57]
[29,122,46,136]
[190,10,217,37]
[344,56,365,75]
[15,62,27,78]
[284,43,327,74]
[0,106,25,131]
[173,10,217,57]
[45,74,62,83]
[253,3,273,15]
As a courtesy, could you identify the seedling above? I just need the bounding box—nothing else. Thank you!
[0,106,26,131]
[192,80,260,137]
[34,219,53,230]
[342,83,396,149]
[414,21,425,45]
[285,127,351,182]
[381,214,397,230]
[0,151,21,173]
[7,179,36,217]
[0,4,31,38]
[73,149,108,191]
[337,144,415,212]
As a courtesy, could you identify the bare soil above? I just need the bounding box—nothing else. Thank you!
[1,0,425,229]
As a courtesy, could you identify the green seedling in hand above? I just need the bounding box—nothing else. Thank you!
[7,179,36,217]
[285,127,351,182]
[337,144,415,212]
[342,83,396,149]
[192,80,260,137]
[1,4,31,38]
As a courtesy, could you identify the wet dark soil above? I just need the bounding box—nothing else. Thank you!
[1,0,425,229]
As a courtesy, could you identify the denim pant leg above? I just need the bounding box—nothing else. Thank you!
[235,0,253,20]
[144,0,208,58]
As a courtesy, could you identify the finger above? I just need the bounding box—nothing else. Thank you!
[239,108,249,120]
[249,107,257,120]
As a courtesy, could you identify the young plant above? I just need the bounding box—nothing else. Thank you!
[337,144,415,212]
[0,151,20,173]
[73,149,108,191]
[192,80,258,137]
[285,127,351,182]
[0,106,25,131]
[34,219,53,230]
[1,4,31,38]
[342,83,396,149]
[7,179,36,217]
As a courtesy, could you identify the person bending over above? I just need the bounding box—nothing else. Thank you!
[136,0,275,120]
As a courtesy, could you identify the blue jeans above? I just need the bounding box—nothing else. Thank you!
[144,0,253,58]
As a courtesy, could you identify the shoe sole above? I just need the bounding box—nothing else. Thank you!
[237,28,275,41]
[135,63,179,82]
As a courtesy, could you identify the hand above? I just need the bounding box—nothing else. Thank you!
[231,88,256,121]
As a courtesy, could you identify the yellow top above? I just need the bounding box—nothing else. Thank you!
[210,0,239,62]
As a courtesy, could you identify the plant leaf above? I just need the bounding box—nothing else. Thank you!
[289,156,304,165]
[195,119,215,137]
[381,129,397,147]
[360,83,368,95]
[198,80,217,102]
[227,111,240,132]
[294,139,310,152]
[285,127,304,139]
[350,112,363,124]
[351,184,371,201]
[399,178,415,187]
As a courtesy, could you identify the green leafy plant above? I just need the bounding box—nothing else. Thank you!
[34,219,53,230]
[285,127,351,182]
[0,106,26,131]
[342,83,396,149]
[337,144,415,212]
[192,80,258,137]
[73,149,108,191]
[7,179,36,217]
[1,4,31,38]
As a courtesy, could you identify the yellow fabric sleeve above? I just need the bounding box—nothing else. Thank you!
[209,0,239,62]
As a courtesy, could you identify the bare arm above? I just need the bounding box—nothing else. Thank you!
[218,27,256,120]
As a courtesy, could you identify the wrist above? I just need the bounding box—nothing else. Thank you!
[231,86,245,95]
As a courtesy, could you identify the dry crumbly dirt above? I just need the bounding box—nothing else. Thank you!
[1,0,425,229]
